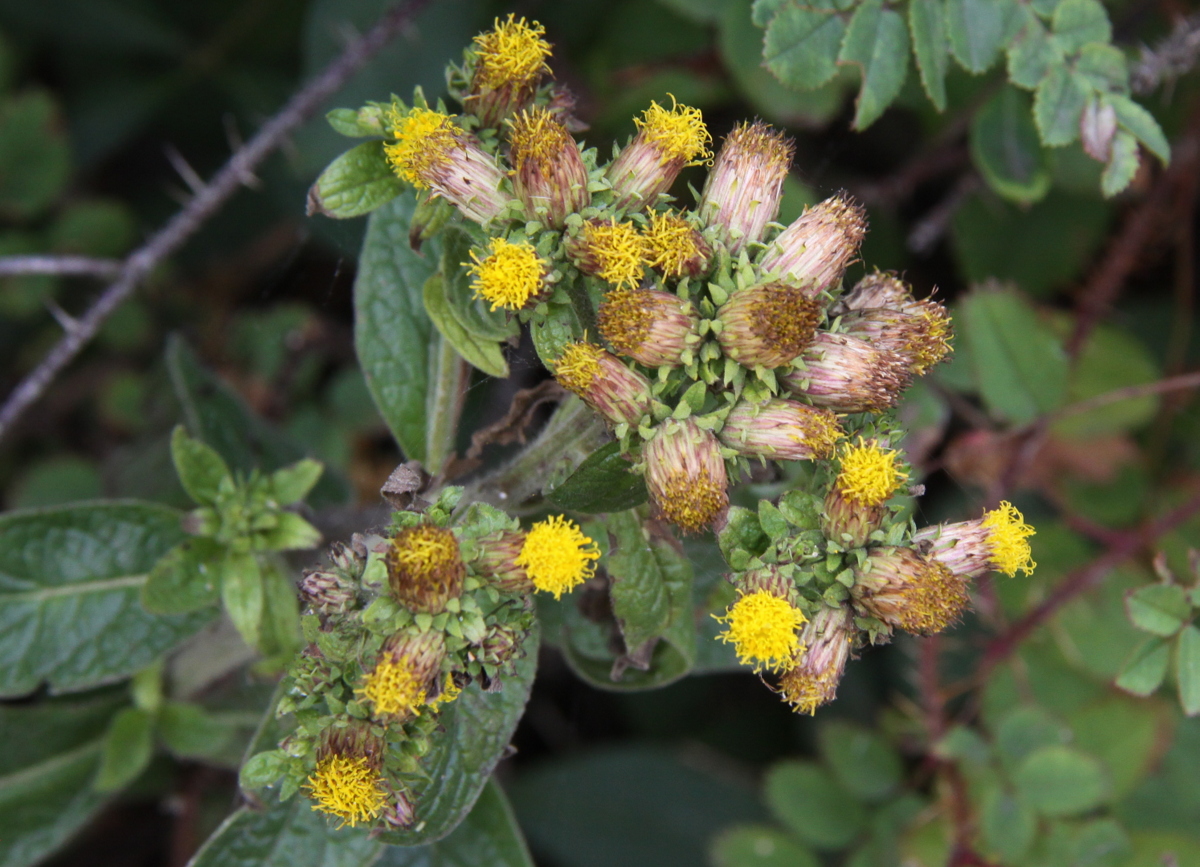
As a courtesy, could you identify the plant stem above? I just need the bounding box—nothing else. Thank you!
[425,333,469,478]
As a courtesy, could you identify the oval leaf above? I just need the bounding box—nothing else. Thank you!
[546,442,648,514]
[971,85,1051,204]
[1175,625,1200,716]
[1115,637,1171,697]
[308,141,403,219]
[763,6,845,90]
[1126,584,1191,638]
[764,761,866,850]
[1014,745,1109,816]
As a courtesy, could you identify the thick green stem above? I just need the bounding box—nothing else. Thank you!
[425,332,469,478]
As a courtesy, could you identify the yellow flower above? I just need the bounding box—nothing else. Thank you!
[386,524,466,613]
[467,238,545,311]
[836,438,907,507]
[645,211,711,278]
[305,754,387,828]
[714,589,807,672]
[572,220,650,289]
[982,501,1036,577]
[515,515,600,599]
[472,15,552,91]
[357,657,427,718]
[553,340,604,395]
[384,107,462,189]
[635,96,712,166]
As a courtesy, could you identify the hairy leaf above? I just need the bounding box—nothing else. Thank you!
[170,426,229,506]
[1101,130,1140,197]
[1034,65,1091,146]
[1050,0,1110,54]
[140,537,224,615]
[423,274,509,378]
[1108,94,1170,164]
[1126,584,1191,637]
[1176,625,1200,716]
[1006,9,1062,89]
[308,141,402,219]
[1115,638,1171,697]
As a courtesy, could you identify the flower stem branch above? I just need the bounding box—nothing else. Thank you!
[0,255,123,279]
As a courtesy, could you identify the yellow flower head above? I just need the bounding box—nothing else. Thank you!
[472,15,553,91]
[907,303,954,374]
[554,340,604,395]
[384,107,462,188]
[305,754,386,828]
[836,438,907,507]
[636,96,712,166]
[386,523,466,613]
[579,220,650,289]
[715,590,807,672]
[982,501,1036,577]
[426,673,462,713]
[645,211,708,278]
[357,657,427,718]
[779,666,837,716]
[467,237,545,311]
[514,514,600,599]
[508,107,572,176]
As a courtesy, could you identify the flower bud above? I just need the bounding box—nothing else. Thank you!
[644,417,729,533]
[464,15,552,128]
[839,301,953,376]
[508,107,590,227]
[598,287,700,368]
[357,630,446,721]
[567,219,650,289]
[852,546,969,636]
[914,501,1036,579]
[778,605,854,715]
[474,530,534,594]
[645,210,713,278]
[466,237,548,311]
[514,515,600,599]
[554,340,652,427]
[299,543,361,615]
[841,270,912,311]
[306,722,387,828]
[781,332,912,413]
[481,622,525,665]
[718,398,842,462]
[698,120,794,253]
[715,567,807,672]
[716,281,823,368]
[760,193,867,297]
[823,438,908,547]
[606,97,712,211]
[382,789,417,829]
[385,523,466,614]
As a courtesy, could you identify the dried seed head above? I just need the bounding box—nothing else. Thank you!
[777,605,855,715]
[386,524,466,614]
[474,530,534,594]
[852,547,969,636]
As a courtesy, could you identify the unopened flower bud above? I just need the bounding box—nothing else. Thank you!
[698,120,794,253]
[823,438,908,547]
[385,108,512,224]
[852,546,969,636]
[716,281,823,368]
[606,97,712,211]
[644,417,729,533]
[467,237,548,311]
[598,287,700,368]
[554,340,652,427]
[715,567,806,673]
[781,332,912,413]
[718,398,842,462]
[481,622,524,665]
[914,501,1036,579]
[386,523,466,614]
[567,219,650,289]
[840,301,953,376]
[508,107,590,227]
[465,15,552,128]
[299,567,357,615]
[357,630,446,721]
[515,514,600,599]
[474,530,534,594]
[778,605,854,715]
[383,789,417,829]
[760,193,867,297]
[644,210,712,278]
[306,722,387,828]
[841,270,912,311]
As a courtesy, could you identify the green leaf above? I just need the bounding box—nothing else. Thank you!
[270,459,324,506]
[1101,129,1139,197]
[1007,9,1063,89]
[0,502,211,697]
[1071,819,1131,867]
[908,0,948,111]
[1068,695,1163,798]
[995,706,1071,770]
[354,192,438,463]
[959,287,1068,424]
[945,0,1020,74]
[440,228,522,344]
[1054,324,1159,439]
[818,722,902,802]
[652,0,734,25]
[545,442,649,514]
[376,779,534,867]
[1175,625,1200,716]
[970,85,1051,203]
[141,537,224,615]
[1126,584,1192,637]
[170,425,230,506]
[159,702,234,759]
[763,6,846,90]
[711,824,819,867]
[1050,0,1110,54]
[606,511,673,652]
[258,512,323,552]
[0,90,71,219]
[221,551,263,650]
[1034,65,1091,146]
[979,787,1037,864]
[377,627,539,845]
[94,707,153,792]
[1115,637,1171,697]
[325,106,386,138]
[1014,745,1109,816]
[718,506,767,564]
[752,0,787,27]
[1077,43,1129,93]
[764,761,866,850]
[424,274,509,378]
[308,141,402,219]
[837,0,910,130]
[1108,94,1170,164]
[259,562,301,659]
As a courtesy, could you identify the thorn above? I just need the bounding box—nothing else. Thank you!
[164,145,206,196]
[44,299,79,333]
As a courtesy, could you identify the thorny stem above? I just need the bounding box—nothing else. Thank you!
[0,255,123,278]
[0,0,433,445]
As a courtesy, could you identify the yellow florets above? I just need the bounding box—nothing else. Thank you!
[472,15,552,90]
[384,108,461,188]
[646,211,703,277]
[637,96,712,166]
[907,304,953,374]
[715,590,807,672]
[305,754,386,828]
[514,515,600,599]
[655,469,727,534]
[426,673,462,712]
[357,658,426,717]
[779,665,837,716]
[982,501,1036,577]
[509,107,572,175]
[467,238,544,311]
[386,524,465,611]
[836,439,908,507]
[554,341,604,395]
[581,220,650,288]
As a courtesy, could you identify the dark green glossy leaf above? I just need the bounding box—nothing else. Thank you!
[763,6,845,90]
[1014,745,1109,816]
[170,425,229,506]
[0,502,211,697]
[945,0,1020,73]
[440,229,522,344]
[1034,65,1091,146]
[711,824,819,867]
[1115,637,1171,697]
[908,0,948,111]
[970,85,1051,203]
[141,537,224,615]
[308,141,402,219]
[423,274,509,378]
[1176,625,1200,716]
[546,442,648,514]
[94,707,153,792]
[818,721,902,802]
[1126,584,1191,637]
[838,0,910,130]
[764,761,865,850]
